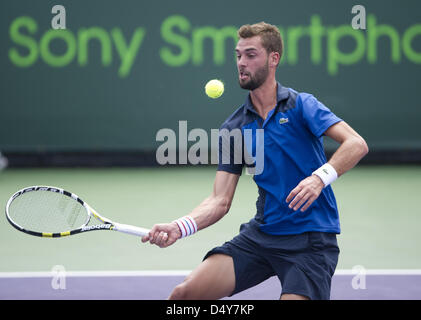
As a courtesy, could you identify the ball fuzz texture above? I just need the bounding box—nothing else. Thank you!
[205,79,224,99]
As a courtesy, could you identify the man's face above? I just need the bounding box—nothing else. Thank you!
[235,36,270,91]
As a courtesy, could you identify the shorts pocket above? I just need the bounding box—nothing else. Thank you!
[308,232,339,277]
[308,232,339,251]
[308,232,324,252]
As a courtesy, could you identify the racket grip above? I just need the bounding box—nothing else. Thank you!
[113,223,150,237]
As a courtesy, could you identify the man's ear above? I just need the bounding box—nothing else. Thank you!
[270,51,280,68]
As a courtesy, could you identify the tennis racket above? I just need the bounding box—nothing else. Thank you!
[5,186,150,238]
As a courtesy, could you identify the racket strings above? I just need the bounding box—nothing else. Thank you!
[8,191,89,233]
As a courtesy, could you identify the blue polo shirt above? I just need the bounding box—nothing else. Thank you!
[218,83,342,235]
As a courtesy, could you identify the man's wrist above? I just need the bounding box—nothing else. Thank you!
[173,216,198,239]
[312,163,338,187]
[170,221,182,239]
[311,174,325,188]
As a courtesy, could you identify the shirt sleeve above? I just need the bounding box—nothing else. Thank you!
[298,93,343,138]
[217,124,244,175]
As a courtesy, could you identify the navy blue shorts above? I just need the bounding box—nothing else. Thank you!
[203,220,340,300]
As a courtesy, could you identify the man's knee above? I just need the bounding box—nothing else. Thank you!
[168,254,235,300]
[168,282,190,300]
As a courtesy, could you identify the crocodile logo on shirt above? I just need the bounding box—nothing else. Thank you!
[279,117,289,124]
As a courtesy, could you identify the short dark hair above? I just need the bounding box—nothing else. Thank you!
[237,22,283,59]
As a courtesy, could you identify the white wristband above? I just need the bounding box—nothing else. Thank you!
[174,216,198,238]
[312,163,338,187]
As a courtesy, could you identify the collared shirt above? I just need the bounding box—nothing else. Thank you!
[218,83,342,235]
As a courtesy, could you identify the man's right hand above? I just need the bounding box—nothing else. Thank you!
[141,222,181,248]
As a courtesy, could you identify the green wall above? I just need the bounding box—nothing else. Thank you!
[1,0,420,152]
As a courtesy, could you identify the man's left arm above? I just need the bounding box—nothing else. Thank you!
[286,121,369,212]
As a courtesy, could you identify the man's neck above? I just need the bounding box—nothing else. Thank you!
[249,78,278,120]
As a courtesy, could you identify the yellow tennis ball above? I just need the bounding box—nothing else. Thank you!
[205,79,224,99]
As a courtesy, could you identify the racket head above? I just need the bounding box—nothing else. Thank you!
[5,186,91,238]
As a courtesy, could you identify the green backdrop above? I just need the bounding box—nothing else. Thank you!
[1,0,420,153]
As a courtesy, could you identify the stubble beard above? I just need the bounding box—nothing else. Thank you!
[238,60,269,91]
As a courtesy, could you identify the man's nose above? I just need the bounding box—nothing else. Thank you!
[237,56,246,68]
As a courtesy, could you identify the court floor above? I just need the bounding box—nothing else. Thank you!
[1,270,420,300]
[1,166,420,299]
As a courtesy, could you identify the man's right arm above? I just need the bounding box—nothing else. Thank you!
[142,171,240,248]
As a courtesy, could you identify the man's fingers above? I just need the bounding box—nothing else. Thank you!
[288,187,307,209]
[293,193,310,211]
[146,225,172,247]
[287,175,324,211]
[148,226,160,244]
[286,185,301,203]
[301,195,317,212]
[156,231,168,247]
[143,223,179,248]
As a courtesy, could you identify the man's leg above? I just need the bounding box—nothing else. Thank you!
[280,293,309,300]
[168,254,235,300]
[271,232,339,300]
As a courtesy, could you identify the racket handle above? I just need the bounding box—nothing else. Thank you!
[113,223,150,237]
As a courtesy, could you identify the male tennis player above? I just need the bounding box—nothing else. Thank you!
[142,22,368,300]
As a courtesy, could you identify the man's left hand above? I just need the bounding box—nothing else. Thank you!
[286,175,325,212]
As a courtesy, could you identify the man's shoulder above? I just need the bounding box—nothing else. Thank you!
[282,87,311,104]
[280,87,319,112]
[220,104,253,130]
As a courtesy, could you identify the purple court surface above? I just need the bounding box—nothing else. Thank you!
[1,271,420,300]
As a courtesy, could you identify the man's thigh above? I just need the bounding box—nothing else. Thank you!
[202,228,275,296]
[269,232,339,300]
[169,254,236,300]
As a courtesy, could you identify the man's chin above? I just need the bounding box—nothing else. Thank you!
[239,80,257,91]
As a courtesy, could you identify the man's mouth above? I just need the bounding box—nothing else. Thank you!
[239,71,249,81]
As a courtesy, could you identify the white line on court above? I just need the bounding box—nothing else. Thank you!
[334,269,421,275]
[1,269,421,278]
[0,270,191,278]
